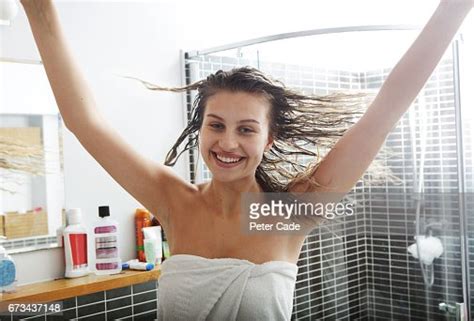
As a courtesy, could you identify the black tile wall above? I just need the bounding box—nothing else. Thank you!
[106,307,132,321]
[4,280,158,321]
[105,286,131,300]
[106,296,132,311]
[363,58,467,321]
[77,291,104,306]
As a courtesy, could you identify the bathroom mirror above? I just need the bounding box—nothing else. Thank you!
[0,59,65,254]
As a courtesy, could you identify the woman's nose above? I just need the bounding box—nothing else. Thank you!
[218,133,238,150]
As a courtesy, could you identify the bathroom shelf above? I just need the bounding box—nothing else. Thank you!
[0,266,161,311]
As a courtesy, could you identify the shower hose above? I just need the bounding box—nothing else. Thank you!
[408,94,435,288]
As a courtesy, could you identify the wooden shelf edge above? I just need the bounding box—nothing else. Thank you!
[0,267,161,311]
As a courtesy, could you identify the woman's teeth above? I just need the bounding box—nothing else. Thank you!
[216,154,242,163]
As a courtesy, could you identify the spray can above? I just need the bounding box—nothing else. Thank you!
[135,209,152,262]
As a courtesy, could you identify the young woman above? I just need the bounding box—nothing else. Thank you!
[21,0,472,320]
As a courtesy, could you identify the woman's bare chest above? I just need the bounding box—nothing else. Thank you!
[166,202,300,263]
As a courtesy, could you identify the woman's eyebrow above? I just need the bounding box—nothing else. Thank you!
[206,113,260,124]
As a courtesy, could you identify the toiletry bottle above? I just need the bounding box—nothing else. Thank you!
[152,217,169,261]
[0,236,16,293]
[151,216,164,264]
[161,225,170,261]
[122,259,154,271]
[142,226,157,265]
[135,208,152,262]
[151,216,160,226]
[93,206,121,275]
[63,208,89,278]
[152,226,163,265]
[143,226,163,265]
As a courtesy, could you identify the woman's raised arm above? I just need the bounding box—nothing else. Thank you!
[21,0,98,132]
[292,0,473,194]
[21,0,193,221]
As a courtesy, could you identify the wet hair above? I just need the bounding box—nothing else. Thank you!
[127,66,397,192]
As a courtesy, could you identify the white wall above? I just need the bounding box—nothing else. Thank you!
[0,0,448,285]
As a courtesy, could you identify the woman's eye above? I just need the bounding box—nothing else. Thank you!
[240,127,253,134]
[210,123,223,129]
[208,124,253,134]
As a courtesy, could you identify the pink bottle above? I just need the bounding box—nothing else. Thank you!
[93,206,121,275]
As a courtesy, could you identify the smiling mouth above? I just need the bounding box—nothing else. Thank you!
[211,152,245,165]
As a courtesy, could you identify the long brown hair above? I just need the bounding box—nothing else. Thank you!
[126,66,396,192]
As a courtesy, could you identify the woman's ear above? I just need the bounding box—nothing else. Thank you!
[265,135,274,152]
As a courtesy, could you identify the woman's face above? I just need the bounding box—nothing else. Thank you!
[199,90,274,183]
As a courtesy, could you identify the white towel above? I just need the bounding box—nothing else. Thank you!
[157,254,298,321]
